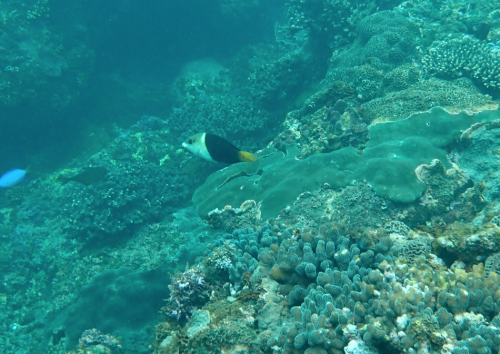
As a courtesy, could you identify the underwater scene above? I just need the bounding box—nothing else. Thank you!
[3,0,500,353]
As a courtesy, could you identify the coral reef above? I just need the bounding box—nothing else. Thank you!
[278,182,398,231]
[49,116,192,241]
[156,212,500,354]
[361,78,493,123]
[437,222,500,263]
[222,223,500,354]
[318,10,421,104]
[5,0,500,353]
[422,34,500,90]
[456,120,500,201]
[168,44,305,152]
[247,47,315,108]
[42,267,169,351]
[485,253,500,276]
[192,107,500,219]
[433,0,500,42]
[78,328,121,351]
[272,101,369,159]
[168,78,278,150]
[207,200,262,232]
[0,0,94,108]
[276,0,387,49]
[283,8,495,127]
[162,266,210,322]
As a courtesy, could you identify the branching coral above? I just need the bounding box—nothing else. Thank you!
[422,34,500,89]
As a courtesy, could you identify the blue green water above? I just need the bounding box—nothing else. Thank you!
[1,0,500,353]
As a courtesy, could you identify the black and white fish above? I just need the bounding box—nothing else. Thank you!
[182,133,258,164]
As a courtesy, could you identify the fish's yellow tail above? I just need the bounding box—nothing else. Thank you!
[238,151,258,162]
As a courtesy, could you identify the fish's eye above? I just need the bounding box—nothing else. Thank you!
[188,139,193,144]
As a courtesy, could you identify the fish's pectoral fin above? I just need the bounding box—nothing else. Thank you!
[238,151,258,162]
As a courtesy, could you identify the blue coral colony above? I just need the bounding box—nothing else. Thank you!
[1,1,500,354]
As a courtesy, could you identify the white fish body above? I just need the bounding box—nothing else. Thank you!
[182,133,216,163]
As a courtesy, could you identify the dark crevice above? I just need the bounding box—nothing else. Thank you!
[217,171,252,190]
[216,169,265,190]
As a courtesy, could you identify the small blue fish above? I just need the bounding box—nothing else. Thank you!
[0,169,27,188]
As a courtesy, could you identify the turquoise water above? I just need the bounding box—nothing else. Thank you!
[1,0,500,353]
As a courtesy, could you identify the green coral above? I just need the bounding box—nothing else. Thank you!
[193,107,500,219]
[194,144,360,220]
